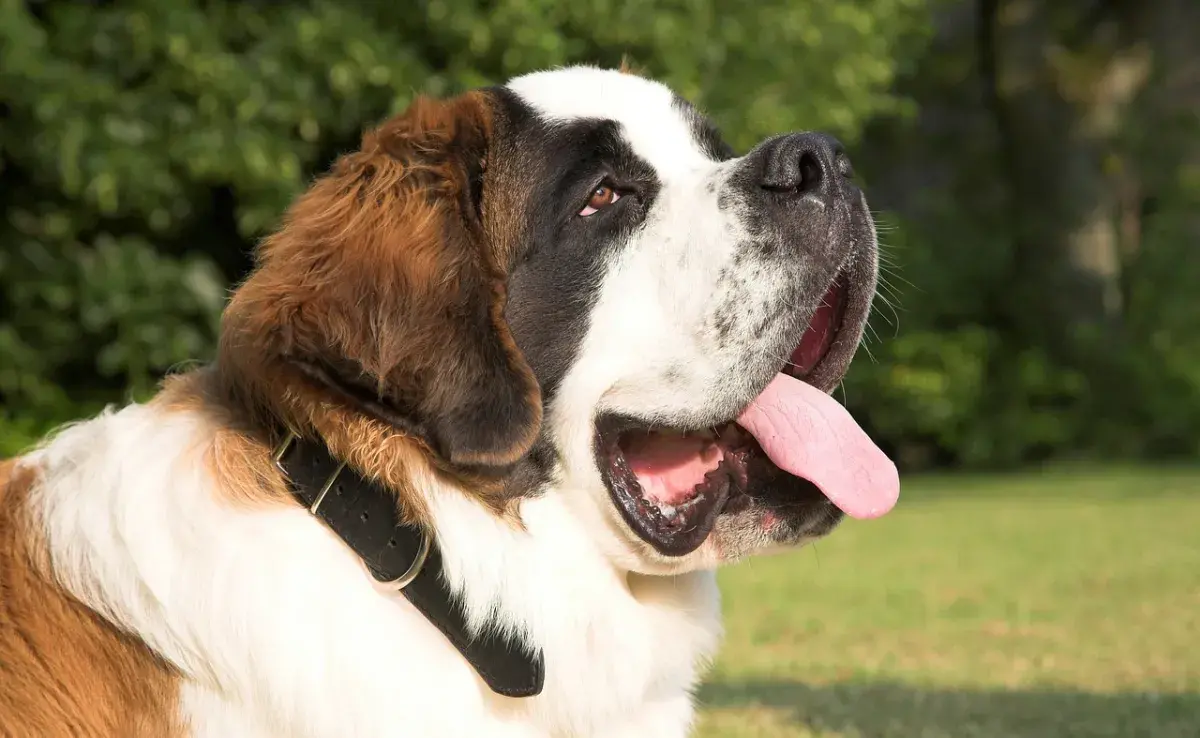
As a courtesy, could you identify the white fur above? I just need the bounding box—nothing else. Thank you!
[26,400,720,737]
[507,67,711,176]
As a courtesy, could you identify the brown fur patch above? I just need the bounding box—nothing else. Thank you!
[155,368,440,525]
[0,459,182,737]
[216,91,539,523]
[619,55,645,77]
[154,369,291,508]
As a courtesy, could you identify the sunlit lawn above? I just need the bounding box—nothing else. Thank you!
[697,467,1200,737]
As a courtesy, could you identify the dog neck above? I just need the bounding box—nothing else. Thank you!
[272,429,546,698]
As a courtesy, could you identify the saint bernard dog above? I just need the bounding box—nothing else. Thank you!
[0,66,899,737]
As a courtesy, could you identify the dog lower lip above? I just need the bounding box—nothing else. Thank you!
[596,425,746,557]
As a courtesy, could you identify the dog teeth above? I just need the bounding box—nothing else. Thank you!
[650,487,708,522]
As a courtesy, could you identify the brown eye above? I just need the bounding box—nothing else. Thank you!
[589,184,616,208]
[579,183,622,216]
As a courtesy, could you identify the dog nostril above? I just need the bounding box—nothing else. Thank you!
[797,152,823,195]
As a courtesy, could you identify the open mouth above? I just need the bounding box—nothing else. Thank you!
[596,274,899,557]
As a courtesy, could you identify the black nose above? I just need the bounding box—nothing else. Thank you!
[760,133,850,197]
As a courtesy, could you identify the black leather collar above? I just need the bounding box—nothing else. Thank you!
[273,432,545,698]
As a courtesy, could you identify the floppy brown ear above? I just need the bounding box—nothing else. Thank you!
[222,92,541,472]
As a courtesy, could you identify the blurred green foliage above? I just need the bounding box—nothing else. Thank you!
[842,0,1200,468]
[1,0,1197,467]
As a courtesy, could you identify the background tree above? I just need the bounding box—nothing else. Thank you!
[1,0,1196,467]
[845,0,1199,467]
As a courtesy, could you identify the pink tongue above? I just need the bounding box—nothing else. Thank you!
[737,373,899,519]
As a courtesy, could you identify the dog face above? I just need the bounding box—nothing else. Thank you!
[222,66,897,573]
[498,68,897,572]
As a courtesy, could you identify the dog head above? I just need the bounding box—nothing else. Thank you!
[220,66,898,571]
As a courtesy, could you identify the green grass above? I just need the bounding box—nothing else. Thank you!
[697,466,1200,738]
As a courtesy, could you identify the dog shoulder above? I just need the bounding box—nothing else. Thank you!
[0,420,185,737]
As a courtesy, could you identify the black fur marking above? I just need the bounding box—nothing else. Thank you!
[486,88,663,492]
[491,89,660,403]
